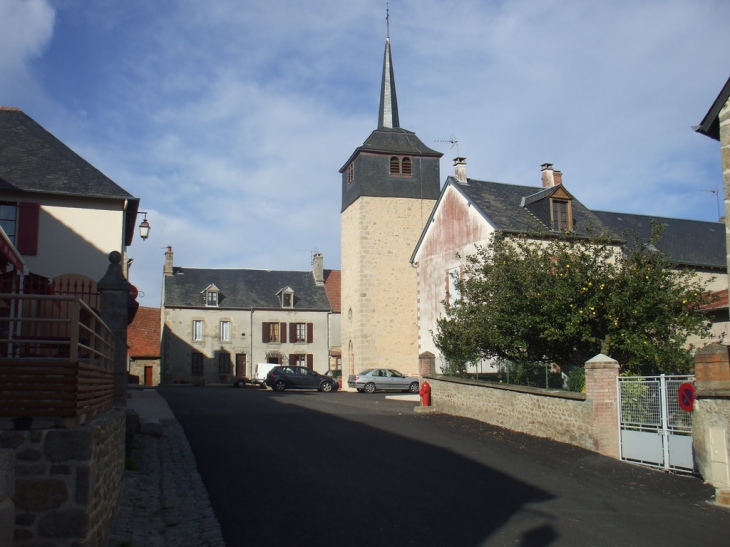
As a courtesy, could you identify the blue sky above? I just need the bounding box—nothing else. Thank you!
[1,0,728,306]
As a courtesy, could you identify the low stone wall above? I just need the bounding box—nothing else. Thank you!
[422,354,621,457]
[424,376,595,450]
[0,408,125,547]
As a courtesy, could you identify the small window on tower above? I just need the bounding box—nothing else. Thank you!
[346,163,355,185]
[401,157,412,175]
[390,156,400,174]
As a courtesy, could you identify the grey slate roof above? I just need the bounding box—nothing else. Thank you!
[449,177,616,238]
[339,127,442,172]
[592,211,726,269]
[164,267,333,310]
[0,108,136,200]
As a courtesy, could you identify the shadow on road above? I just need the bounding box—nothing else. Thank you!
[160,387,555,547]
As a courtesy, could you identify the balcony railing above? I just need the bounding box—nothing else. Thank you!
[0,294,114,423]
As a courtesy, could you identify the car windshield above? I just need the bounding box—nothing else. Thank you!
[389,370,404,377]
[357,369,375,375]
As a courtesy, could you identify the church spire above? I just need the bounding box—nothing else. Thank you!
[378,37,400,130]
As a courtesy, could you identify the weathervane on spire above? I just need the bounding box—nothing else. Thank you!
[386,1,390,38]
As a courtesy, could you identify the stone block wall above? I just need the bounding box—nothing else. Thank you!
[693,344,730,491]
[423,354,620,457]
[0,408,125,546]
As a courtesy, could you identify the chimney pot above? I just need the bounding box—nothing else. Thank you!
[453,157,467,184]
[541,163,555,188]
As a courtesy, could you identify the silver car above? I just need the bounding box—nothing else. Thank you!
[348,368,420,394]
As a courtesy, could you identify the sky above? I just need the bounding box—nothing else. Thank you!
[1,0,728,306]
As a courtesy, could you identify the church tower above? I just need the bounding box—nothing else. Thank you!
[339,36,442,380]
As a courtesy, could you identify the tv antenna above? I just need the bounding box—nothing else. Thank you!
[435,134,460,157]
[297,248,320,264]
[701,187,722,221]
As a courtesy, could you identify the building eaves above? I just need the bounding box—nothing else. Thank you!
[694,76,730,141]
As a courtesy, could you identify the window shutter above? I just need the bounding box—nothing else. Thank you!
[290,322,296,341]
[280,322,287,343]
[307,323,313,343]
[401,157,412,175]
[262,322,269,343]
[17,202,40,255]
[289,353,296,367]
[306,354,313,369]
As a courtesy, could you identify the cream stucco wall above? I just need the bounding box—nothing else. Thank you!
[10,193,127,281]
[341,196,435,380]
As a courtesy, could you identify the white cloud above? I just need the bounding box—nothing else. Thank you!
[2,0,729,305]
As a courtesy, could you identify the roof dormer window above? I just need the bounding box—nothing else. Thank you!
[551,198,573,231]
[203,284,220,307]
[346,163,355,185]
[277,286,294,308]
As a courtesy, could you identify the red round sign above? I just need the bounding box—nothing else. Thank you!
[677,382,695,412]
[129,284,139,300]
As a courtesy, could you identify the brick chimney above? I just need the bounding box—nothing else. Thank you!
[554,170,563,185]
[541,163,556,187]
[312,252,324,285]
[164,246,174,276]
[454,157,467,184]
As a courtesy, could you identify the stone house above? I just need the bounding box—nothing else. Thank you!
[127,305,161,386]
[410,160,728,371]
[161,248,340,384]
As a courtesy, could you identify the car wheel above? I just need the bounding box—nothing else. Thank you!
[273,380,286,392]
[235,381,243,388]
[363,382,376,394]
[319,381,333,393]
[409,382,419,393]
[356,388,363,393]
[259,382,267,389]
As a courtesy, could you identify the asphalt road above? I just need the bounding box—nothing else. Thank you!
[159,386,729,547]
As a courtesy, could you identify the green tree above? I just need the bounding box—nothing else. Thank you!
[435,225,713,376]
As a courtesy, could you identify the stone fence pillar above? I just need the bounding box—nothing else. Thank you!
[419,352,436,377]
[98,251,133,406]
[692,344,730,499]
[585,354,620,458]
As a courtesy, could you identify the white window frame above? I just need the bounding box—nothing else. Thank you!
[220,321,231,342]
[192,320,204,342]
[206,290,218,307]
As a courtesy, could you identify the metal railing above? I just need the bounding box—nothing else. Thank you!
[0,294,114,421]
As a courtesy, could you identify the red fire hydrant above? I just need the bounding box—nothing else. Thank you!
[419,381,431,407]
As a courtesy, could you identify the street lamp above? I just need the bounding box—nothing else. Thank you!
[138,212,151,240]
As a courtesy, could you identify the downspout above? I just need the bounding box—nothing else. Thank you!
[249,308,254,377]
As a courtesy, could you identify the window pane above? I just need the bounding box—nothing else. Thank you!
[220,321,230,342]
[193,320,203,341]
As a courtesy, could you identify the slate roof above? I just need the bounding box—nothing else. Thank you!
[127,306,161,358]
[164,268,333,310]
[339,127,442,172]
[592,211,726,269]
[412,176,726,271]
[694,76,730,141]
[448,176,617,238]
[0,107,137,200]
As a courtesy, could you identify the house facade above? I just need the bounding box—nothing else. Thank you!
[127,305,161,386]
[0,107,140,287]
[161,248,339,384]
[411,161,728,371]
[339,37,442,380]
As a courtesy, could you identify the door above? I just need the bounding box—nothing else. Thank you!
[235,354,246,377]
[144,366,153,386]
[386,369,409,390]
